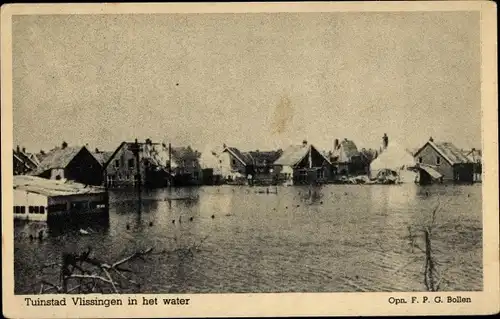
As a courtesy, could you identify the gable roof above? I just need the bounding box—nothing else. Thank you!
[13,149,39,169]
[13,153,31,170]
[104,141,171,170]
[248,150,283,165]
[223,147,253,166]
[332,139,360,162]
[14,175,105,197]
[414,141,471,165]
[92,151,114,166]
[31,146,85,175]
[274,144,330,167]
[274,145,309,166]
[463,149,482,163]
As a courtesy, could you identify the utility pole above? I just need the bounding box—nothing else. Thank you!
[168,142,172,187]
[131,138,142,202]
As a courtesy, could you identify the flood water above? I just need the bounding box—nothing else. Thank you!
[14,184,482,294]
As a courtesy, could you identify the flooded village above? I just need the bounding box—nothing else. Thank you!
[9,10,485,297]
[13,134,483,293]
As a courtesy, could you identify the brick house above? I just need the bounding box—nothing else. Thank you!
[103,139,171,188]
[413,137,474,183]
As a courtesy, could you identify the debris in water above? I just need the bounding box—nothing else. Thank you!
[79,229,89,235]
[211,214,215,219]
[189,217,193,222]
[149,221,153,227]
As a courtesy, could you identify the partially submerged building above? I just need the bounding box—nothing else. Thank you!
[31,145,103,186]
[369,140,419,183]
[331,138,365,176]
[169,146,203,186]
[13,175,108,222]
[413,137,474,183]
[273,140,332,185]
[220,145,254,183]
[103,139,171,188]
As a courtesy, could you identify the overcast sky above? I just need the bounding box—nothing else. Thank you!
[12,12,481,154]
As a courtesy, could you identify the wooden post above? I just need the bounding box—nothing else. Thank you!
[131,138,142,202]
[168,143,172,187]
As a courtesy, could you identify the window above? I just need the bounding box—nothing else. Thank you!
[48,204,67,213]
[39,206,45,214]
[232,159,236,165]
[115,160,120,168]
[194,171,199,179]
[128,158,134,169]
[20,206,26,214]
[418,157,423,164]
[436,157,441,165]
[71,201,89,209]
[29,206,35,214]
[317,169,324,179]
[14,206,23,214]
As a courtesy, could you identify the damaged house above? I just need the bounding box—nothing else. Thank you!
[273,140,332,185]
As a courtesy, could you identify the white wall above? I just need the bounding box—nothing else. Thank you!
[13,189,48,221]
[50,168,65,180]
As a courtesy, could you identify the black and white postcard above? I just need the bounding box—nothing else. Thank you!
[1,1,498,318]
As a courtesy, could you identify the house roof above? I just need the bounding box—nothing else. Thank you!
[274,144,330,167]
[463,149,482,163]
[13,150,39,169]
[13,153,30,169]
[31,146,85,175]
[414,141,471,165]
[223,147,253,166]
[332,139,360,162]
[274,145,309,166]
[247,150,283,165]
[104,141,169,169]
[14,175,105,197]
[418,164,444,179]
[92,151,114,166]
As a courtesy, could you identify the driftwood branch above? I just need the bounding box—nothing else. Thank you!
[37,236,208,294]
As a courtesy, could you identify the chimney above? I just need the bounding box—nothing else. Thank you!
[382,133,388,149]
[302,140,308,147]
[16,145,20,153]
[334,139,339,150]
[22,147,26,153]
[429,136,434,142]
[223,143,227,149]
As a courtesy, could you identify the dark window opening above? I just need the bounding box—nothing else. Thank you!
[128,158,134,169]
[48,204,67,213]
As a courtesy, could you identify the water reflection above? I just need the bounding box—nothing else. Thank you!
[14,184,482,294]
